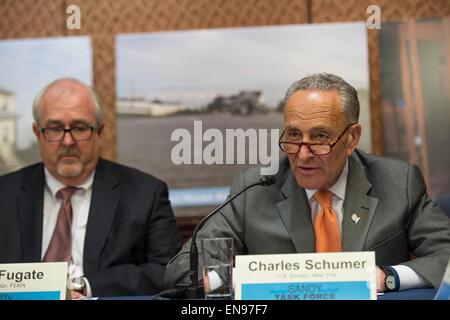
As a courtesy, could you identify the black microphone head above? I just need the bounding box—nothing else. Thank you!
[259,175,276,186]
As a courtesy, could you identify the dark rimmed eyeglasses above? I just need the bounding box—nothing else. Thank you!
[40,126,98,142]
[278,123,357,156]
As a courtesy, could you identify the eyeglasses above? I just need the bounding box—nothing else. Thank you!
[279,123,356,156]
[40,126,97,142]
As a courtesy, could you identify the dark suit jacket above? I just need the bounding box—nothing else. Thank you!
[164,149,450,289]
[0,159,181,297]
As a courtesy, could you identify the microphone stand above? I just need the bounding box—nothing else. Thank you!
[185,175,276,299]
[156,176,275,299]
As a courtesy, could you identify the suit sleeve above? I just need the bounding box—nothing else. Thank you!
[400,164,450,287]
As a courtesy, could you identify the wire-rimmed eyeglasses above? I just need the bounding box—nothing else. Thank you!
[278,123,356,156]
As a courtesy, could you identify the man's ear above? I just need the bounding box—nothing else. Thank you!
[346,123,361,156]
[32,123,40,138]
[97,123,105,136]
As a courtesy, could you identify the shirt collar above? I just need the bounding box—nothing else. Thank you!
[305,158,349,201]
[44,168,95,199]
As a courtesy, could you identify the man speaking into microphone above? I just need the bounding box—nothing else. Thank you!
[163,73,450,293]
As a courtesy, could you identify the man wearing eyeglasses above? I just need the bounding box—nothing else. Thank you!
[0,78,181,298]
[164,73,450,294]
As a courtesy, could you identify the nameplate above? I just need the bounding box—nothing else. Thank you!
[234,252,376,300]
[434,258,450,300]
[0,262,68,300]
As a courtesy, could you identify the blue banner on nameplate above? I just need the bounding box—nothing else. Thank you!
[0,291,61,300]
[434,258,450,300]
[241,281,371,300]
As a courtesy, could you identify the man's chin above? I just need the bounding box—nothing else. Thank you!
[295,175,323,190]
[59,155,79,163]
[57,164,83,178]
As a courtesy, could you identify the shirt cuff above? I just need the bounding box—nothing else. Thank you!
[82,277,93,297]
[392,265,430,291]
[207,271,223,291]
[208,268,236,292]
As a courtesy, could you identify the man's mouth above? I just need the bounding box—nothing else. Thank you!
[59,154,78,160]
[297,166,320,175]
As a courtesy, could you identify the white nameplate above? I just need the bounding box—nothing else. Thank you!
[234,252,376,300]
[434,258,450,300]
[0,262,68,300]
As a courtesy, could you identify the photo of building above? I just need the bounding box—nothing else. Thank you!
[0,87,19,172]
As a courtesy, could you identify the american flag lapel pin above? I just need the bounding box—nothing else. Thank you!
[351,213,360,224]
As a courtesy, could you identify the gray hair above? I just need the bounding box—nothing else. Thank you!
[282,73,360,123]
[32,78,105,127]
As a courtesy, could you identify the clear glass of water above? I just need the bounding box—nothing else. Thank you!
[201,237,234,300]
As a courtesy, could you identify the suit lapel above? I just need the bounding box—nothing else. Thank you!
[341,156,378,251]
[17,164,45,262]
[83,160,121,274]
[276,173,315,253]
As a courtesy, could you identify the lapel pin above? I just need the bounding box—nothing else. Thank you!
[351,213,360,224]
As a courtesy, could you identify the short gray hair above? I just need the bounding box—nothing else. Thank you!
[32,78,105,126]
[282,73,360,123]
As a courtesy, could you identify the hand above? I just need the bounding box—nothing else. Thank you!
[71,289,85,300]
[203,271,211,294]
[376,266,386,293]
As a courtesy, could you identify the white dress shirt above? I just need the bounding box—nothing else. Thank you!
[305,159,428,290]
[42,168,94,296]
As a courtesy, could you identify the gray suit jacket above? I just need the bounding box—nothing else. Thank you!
[163,149,450,289]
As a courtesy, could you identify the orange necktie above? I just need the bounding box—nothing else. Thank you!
[314,190,342,252]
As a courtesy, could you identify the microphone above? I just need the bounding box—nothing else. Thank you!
[157,174,276,299]
[258,175,276,186]
[174,174,276,299]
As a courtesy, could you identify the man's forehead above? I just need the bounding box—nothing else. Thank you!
[284,89,345,125]
[286,90,340,108]
[284,105,344,123]
[38,94,96,127]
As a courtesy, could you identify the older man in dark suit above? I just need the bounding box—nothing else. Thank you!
[164,73,450,293]
[0,78,181,298]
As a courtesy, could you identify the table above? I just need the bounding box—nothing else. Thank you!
[98,289,439,300]
[379,288,437,300]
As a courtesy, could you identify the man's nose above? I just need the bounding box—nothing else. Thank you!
[61,130,76,146]
[297,143,315,161]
